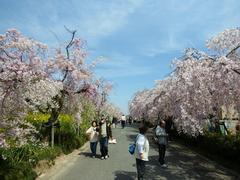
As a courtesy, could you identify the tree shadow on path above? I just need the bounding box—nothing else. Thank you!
[114,170,136,180]
[126,128,240,180]
[78,152,101,159]
[145,142,239,180]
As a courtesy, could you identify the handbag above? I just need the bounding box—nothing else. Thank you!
[128,134,139,155]
[128,143,136,155]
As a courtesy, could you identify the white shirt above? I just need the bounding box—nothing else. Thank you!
[86,127,99,142]
[135,134,149,161]
[121,115,126,121]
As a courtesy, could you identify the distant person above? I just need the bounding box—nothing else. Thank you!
[121,114,126,129]
[86,121,99,158]
[98,115,109,160]
[165,117,173,141]
[107,120,112,142]
[107,120,117,144]
[128,116,133,125]
[155,120,168,168]
[112,117,117,128]
[135,125,149,180]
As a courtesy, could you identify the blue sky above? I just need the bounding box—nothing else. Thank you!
[1,0,240,113]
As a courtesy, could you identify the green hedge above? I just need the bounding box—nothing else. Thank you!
[174,130,240,167]
[201,132,240,162]
[0,144,61,180]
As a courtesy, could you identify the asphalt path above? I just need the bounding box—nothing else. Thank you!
[38,124,239,180]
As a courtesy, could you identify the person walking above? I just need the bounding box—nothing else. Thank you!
[121,114,126,129]
[155,120,168,167]
[86,121,99,158]
[165,117,173,141]
[98,115,109,160]
[112,117,117,128]
[128,116,133,125]
[135,126,149,180]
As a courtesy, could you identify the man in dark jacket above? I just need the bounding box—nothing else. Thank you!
[98,115,109,160]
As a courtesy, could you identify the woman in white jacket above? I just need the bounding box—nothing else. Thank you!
[86,121,99,158]
[135,126,149,180]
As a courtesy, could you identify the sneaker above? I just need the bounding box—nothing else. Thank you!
[101,156,104,160]
[105,155,109,159]
[160,164,168,168]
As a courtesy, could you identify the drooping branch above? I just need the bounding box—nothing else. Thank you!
[62,26,77,82]
[226,44,240,58]
[75,86,89,94]
[65,26,77,59]
[232,68,240,75]
[0,47,17,59]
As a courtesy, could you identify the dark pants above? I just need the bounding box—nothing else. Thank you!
[121,121,125,128]
[158,144,166,165]
[90,141,98,156]
[136,158,146,180]
[99,136,108,157]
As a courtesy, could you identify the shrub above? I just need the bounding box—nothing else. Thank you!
[0,144,61,180]
[26,111,92,152]
[0,160,37,180]
[174,130,240,166]
[25,113,50,129]
[8,109,94,178]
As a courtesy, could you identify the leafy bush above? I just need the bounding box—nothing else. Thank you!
[3,106,96,179]
[0,160,37,180]
[201,132,240,162]
[26,110,93,150]
[0,144,61,180]
[25,113,50,129]
[56,113,89,153]
[174,130,240,166]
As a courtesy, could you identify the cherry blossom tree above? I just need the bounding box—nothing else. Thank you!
[102,102,122,119]
[130,27,240,136]
[0,28,115,147]
[0,29,51,147]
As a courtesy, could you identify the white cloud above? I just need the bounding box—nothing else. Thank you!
[137,0,240,58]
[79,0,144,38]
[95,53,153,78]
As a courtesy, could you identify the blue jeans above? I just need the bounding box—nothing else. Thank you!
[90,142,98,156]
[99,136,108,157]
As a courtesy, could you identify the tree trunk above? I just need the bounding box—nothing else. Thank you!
[51,123,54,148]
[47,93,64,147]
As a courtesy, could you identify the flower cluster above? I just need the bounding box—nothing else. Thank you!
[206,28,240,54]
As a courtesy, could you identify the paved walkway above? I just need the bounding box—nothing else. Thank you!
[38,125,239,180]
